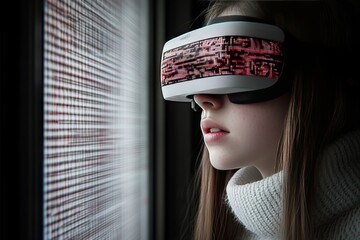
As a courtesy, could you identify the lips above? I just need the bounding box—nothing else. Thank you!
[201,119,229,134]
[209,128,222,133]
[201,119,229,143]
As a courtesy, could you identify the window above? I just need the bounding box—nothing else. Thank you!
[43,0,149,239]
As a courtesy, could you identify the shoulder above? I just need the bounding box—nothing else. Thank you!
[313,129,360,239]
[315,206,360,240]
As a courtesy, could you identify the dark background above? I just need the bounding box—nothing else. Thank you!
[161,1,208,240]
[150,0,208,239]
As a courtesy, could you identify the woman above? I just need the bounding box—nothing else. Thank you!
[191,0,360,239]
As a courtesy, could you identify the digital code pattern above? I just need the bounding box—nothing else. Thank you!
[161,36,284,85]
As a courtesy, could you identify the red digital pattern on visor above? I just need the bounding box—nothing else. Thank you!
[161,36,284,86]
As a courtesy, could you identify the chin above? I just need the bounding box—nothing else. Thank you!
[209,153,241,170]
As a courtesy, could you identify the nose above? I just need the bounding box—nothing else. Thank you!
[193,94,224,111]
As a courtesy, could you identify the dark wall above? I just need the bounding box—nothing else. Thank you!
[163,1,208,239]
[1,0,44,239]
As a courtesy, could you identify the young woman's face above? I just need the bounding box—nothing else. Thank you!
[194,94,289,177]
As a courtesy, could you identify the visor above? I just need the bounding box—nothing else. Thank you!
[160,16,294,104]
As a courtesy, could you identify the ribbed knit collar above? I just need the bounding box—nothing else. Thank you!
[226,129,360,239]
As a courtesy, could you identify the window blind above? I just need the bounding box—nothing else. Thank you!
[43,0,149,239]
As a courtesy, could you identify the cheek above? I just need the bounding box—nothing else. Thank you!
[228,101,288,164]
[245,113,284,152]
[244,108,284,137]
[231,114,272,157]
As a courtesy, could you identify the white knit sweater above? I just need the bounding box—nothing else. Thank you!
[226,129,360,239]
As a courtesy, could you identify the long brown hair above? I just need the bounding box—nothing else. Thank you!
[194,1,360,239]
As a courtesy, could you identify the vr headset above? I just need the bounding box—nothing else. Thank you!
[160,16,297,109]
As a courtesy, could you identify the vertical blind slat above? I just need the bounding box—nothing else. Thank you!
[43,0,149,239]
